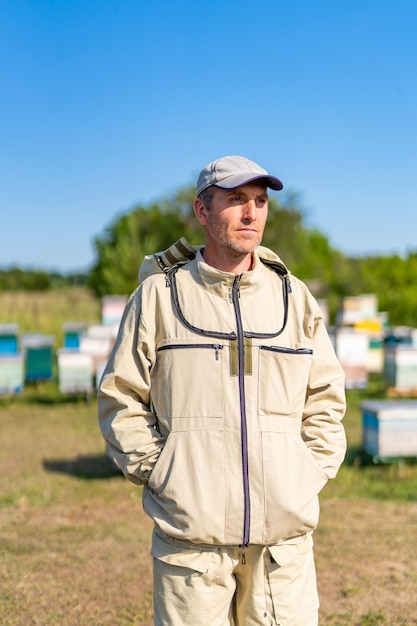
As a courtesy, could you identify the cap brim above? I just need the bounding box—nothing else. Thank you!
[215,173,283,191]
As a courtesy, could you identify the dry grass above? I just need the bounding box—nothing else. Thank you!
[316,499,417,625]
[0,399,154,626]
[1,391,417,625]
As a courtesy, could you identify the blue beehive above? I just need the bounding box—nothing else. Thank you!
[0,324,19,354]
[0,324,23,394]
[21,334,55,382]
[63,323,86,350]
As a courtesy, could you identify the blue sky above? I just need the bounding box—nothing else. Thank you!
[1,0,416,272]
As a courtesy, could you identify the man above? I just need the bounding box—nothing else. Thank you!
[98,155,346,625]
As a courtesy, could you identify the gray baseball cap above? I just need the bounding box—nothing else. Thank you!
[196,155,283,196]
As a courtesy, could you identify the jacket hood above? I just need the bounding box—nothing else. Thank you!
[138,237,289,283]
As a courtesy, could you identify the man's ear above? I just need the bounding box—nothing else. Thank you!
[194,198,209,226]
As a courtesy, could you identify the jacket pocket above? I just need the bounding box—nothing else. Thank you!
[145,429,227,544]
[261,430,328,542]
[258,345,313,417]
[153,342,224,419]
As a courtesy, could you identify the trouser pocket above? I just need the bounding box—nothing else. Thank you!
[265,535,319,626]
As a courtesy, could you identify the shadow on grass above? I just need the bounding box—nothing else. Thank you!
[23,393,93,406]
[344,444,375,467]
[43,453,122,479]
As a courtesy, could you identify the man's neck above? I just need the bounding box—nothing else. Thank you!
[201,249,254,275]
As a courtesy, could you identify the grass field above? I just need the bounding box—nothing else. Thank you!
[1,384,417,625]
[1,289,417,624]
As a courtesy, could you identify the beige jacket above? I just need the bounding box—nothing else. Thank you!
[98,242,346,547]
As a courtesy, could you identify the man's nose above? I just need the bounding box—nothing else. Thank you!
[243,200,257,220]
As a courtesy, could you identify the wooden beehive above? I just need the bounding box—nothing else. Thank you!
[0,354,24,394]
[0,324,19,354]
[101,295,127,329]
[21,334,54,382]
[57,349,93,398]
[361,400,417,461]
[334,327,369,389]
[384,345,417,392]
[63,323,86,349]
[79,325,115,376]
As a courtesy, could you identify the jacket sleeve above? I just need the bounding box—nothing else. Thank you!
[302,311,347,480]
[98,287,164,485]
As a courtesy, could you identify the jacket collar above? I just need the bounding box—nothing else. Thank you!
[193,249,288,298]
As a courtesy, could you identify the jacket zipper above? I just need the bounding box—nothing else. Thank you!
[165,264,291,341]
[157,343,223,360]
[231,275,251,551]
[260,346,313,355]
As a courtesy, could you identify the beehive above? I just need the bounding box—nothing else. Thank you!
[57,349,93,398]
[21,334,54,382]
[63,323,86,349]
[361,400,417,461]
[384,345,417,391]
[79,325,115,376]
[333,327,369,389]
[101,295,127,328]
[0,324,19,354]
[0,354,24,394]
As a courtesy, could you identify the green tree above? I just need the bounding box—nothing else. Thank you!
[262,193,346,320]
[352,252,417,326]
[0,267,52,291]
[89,187,202,297]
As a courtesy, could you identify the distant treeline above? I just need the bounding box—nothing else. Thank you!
[0,268,88,291]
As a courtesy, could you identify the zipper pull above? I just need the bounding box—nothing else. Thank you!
[230,274,242,302]
[164,268,172,287]
[241,546,247,565]
[165,266,178,288]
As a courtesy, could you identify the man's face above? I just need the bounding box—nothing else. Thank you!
[195,182,269,260]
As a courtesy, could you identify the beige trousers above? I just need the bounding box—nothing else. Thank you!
[152,530,319,626]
